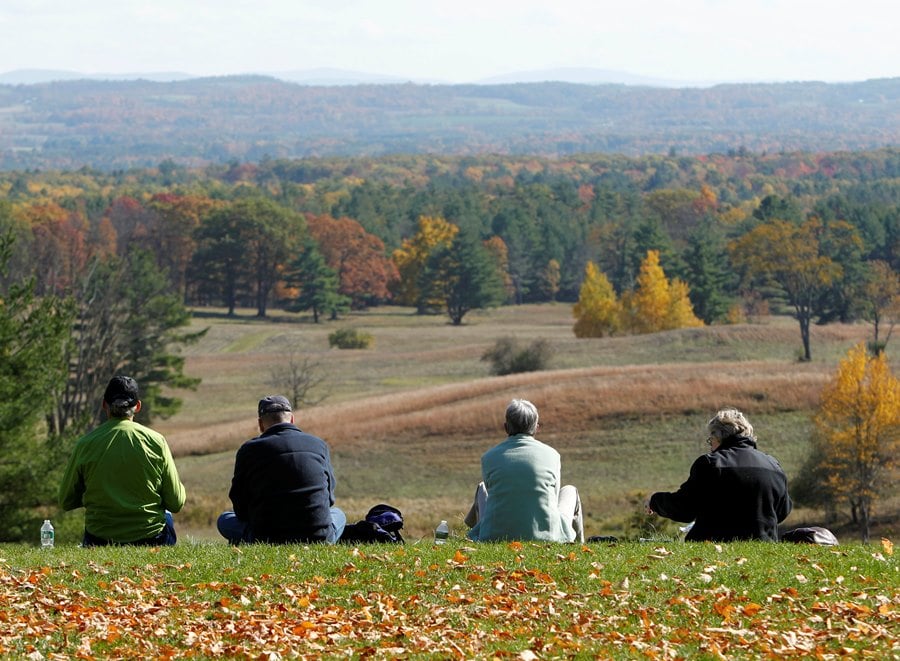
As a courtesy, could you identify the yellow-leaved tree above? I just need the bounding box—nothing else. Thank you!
[572,261,620,338]
[391,215,459,311]
[620,250,702,334]
[813,343,900,542]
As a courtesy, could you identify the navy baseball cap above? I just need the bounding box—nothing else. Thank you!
[103,376,139,407]
[258,395,292,415]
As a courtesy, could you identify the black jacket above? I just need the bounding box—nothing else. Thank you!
[228,422,336,543]
[649,435,792,541]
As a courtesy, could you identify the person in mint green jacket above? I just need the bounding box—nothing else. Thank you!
[59,376,186,546]
[465,399,584,543]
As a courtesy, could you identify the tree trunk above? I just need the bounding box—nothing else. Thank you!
[798,310,812,361]
[859,502,870,544]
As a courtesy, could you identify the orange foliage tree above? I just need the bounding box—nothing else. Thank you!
[813,343,900,542]
[15,202,91,296]
[146,193,221,301]
[306,214,398,309]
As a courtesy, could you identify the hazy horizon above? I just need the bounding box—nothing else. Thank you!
[1,1,897,86]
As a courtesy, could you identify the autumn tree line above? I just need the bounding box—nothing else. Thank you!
[4,149,900,345]
[1,148,899,540]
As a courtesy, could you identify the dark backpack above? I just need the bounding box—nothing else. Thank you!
[781,526,839,545]
[339,503,405,544]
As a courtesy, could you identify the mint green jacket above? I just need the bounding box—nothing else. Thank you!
[467,434,575,542]
[59,418,186,543]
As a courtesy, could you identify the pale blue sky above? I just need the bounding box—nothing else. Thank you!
[1,0,897,84]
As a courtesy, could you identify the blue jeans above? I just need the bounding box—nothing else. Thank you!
[83,511,178,547]
[217,507,347,545]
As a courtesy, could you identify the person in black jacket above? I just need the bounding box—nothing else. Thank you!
[647,408,792,542]
[217,395,346,544]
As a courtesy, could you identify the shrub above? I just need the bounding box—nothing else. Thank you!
[328,327,373,350]
[482,336,553,375]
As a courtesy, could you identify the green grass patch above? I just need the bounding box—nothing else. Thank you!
[2,540,896,658]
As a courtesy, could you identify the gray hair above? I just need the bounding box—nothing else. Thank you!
[506,399,539,435]
[707,408,756,442]
[260,409,292,425]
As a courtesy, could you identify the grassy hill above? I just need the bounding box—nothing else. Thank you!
[88,302,893,545]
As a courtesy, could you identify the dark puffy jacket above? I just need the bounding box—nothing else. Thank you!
[649,435,792,541]
[229,423,336,543]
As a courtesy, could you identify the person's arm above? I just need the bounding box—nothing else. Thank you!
[775,471,793,523]
[160,441,187,513]
[228,446,249,520]
[648,456,709,523]
[324,444,336,506]
[58,450,84,511]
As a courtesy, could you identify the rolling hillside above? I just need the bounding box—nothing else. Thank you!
[132,304,896,542]
[1,76,898,170]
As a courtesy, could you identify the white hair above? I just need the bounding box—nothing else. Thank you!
[506,399,539,435]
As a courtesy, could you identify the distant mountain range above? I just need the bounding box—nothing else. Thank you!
[1,66,738,88]
[0,74,897,171]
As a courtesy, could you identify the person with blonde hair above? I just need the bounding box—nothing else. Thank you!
[465,399,584,543]
[647,408,792,541]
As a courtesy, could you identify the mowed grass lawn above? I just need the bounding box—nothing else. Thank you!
[110,302,892,544]
[2,540,897,658]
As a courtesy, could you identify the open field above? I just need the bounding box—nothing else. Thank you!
[64,303,895,544]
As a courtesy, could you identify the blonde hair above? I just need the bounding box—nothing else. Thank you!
[707,408,756,442]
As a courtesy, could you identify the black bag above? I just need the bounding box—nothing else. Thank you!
[781,526,839,545]
[339,503,405,544]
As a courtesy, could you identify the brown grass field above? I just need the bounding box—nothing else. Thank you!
[148,303,896,542]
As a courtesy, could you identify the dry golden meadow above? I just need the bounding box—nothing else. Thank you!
[151,303,891,542]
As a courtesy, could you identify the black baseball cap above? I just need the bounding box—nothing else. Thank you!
[103,376,139,407]
[258,395,292,416]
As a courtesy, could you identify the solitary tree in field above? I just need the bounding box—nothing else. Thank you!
[813,343,900,542]
[729,217,845,361]
[573,261,620,338]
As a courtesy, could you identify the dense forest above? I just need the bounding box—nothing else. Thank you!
[0,76,898,170]
[2,149,898,330]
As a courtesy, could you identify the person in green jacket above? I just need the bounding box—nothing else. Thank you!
[465,399,584,543]
[59,376,186,546]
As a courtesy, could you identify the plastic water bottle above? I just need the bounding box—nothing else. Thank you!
[434,520,449,544]
[40,519,55,548]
